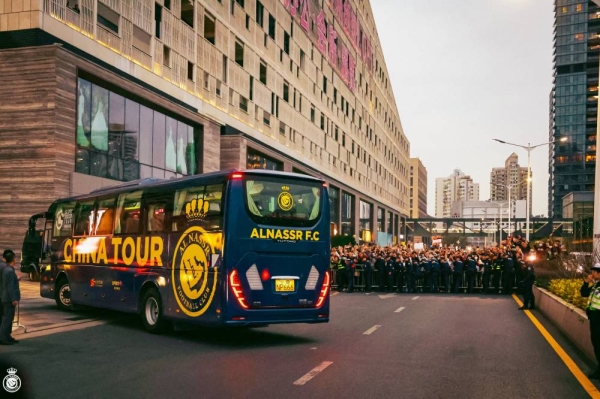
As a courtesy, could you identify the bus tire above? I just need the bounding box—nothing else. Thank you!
[141,288,169,334]
[55,278,72,311]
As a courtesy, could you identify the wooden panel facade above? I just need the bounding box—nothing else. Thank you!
[0,44,221,255]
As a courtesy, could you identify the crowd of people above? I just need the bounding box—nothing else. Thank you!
[330,234,536,307]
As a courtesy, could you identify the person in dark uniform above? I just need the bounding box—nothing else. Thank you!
[519,258,535,310]
[395,255,406,293]
[375,253,386,292]
[502,252,515,295]
[452,255,464,294]
[430,255,440,293]
[441,256,451,293]
[346,255,356,293]
[364,251,374,292]
[422,256,432,293]
[333,255,346,292]
[482,253,491,294]
[384,255,395,292]
[465,254,477,294]
[580,264,600,379]
[0,250,21,345]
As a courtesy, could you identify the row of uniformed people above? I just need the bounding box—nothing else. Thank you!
[330,253,528,294]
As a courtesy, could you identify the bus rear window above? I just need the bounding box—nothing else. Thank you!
[244,176,322,227]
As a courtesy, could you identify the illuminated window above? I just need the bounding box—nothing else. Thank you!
[576,4,582,12]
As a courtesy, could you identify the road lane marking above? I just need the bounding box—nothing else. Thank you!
[293,361,333,385]
[331,292,339,296]
[512,294,600,398]
[394,307,405,313]
[363,325,381,335]
[412,296,420,300]
[378,293,395,299]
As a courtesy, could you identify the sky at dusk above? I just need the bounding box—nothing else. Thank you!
[371,0,555,216]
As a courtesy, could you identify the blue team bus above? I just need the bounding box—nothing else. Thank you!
[29,170,331,333]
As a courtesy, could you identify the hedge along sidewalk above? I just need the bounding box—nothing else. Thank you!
[533,286,595,364]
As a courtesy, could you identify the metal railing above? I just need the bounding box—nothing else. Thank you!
[330,264,521,294]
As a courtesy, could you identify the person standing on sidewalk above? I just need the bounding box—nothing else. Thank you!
[518,258,535,310]
[0,249,21,345]
[581,263,600,379]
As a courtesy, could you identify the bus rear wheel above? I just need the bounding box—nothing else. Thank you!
[55,278,72,311]
[141,288,169,334]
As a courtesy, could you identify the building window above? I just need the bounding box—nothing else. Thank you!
[239,96,248,113]
[235,39,244,67]
[181,0,194,27]
[163,45,171,68]
[279,121,286,136]
[284,31,290,54]
[256,0,264,27]
[268,14,276,40]
[75,76,200,181]
[204,14,216,45]
[263,110,271,126]
[260,60,267,84]
[283,81,289,102]
[97,2,119,34]
[246,148,283,171]
[187,61,194,81]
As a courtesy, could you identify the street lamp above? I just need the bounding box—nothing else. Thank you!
[492,137,568,242]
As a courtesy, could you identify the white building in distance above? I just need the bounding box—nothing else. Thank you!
[435,169,480,217]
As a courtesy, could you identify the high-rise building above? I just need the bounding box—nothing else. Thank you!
[0,0,411,250]
[490,153,530,213]
[549,0,599,218]
[435,169,480,218]
[409,157,427,218]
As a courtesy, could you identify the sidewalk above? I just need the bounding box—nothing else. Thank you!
[11,273,109,339]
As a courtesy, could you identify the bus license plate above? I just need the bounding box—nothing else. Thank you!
[275,279,295,292]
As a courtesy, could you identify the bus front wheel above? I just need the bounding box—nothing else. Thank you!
[55,279,72,311]
[141,288,169,334]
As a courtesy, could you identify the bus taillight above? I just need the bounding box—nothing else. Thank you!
[229,269,249,309]
[315,271,330,308]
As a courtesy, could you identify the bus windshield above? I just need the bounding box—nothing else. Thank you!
[244,175,322,227]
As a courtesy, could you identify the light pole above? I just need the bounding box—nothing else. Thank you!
[491,182,521,237]
[492,137,567,242]
[486,200,504,244]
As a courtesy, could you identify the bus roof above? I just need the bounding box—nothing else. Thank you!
[53,169,325,203]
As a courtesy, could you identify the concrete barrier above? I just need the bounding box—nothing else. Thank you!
[533,286,594,363]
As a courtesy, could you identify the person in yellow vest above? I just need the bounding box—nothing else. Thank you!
[581,263,600,379]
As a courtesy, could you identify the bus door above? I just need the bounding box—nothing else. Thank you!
[21,212,47,281]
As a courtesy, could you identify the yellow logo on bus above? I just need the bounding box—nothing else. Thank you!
[278,192,294,211]
[172,226,219,317]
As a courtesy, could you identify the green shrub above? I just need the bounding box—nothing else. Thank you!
[547,279,588,310]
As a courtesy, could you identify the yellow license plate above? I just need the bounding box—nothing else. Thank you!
[275,279,295,292]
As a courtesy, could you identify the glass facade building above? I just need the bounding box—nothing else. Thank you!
[550,0,599,217]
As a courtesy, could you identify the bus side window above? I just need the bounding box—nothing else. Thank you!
[115,191,143,235]
[148,203,167,233]
[74,200,95,236]
[96,197,116,235]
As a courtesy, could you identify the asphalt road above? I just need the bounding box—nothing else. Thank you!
[1,289,597,399]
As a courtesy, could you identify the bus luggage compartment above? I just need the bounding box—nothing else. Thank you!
[231,252,326,309]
